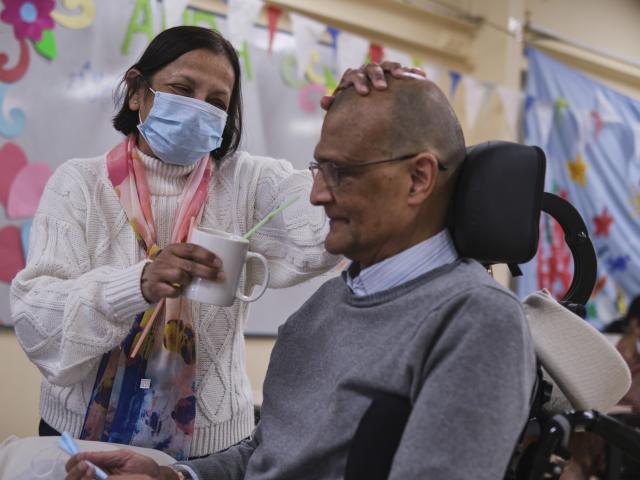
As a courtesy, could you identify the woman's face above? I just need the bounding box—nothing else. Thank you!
[128,48,235,156]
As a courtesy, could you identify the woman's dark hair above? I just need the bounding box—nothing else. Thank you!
[113,26,243,162]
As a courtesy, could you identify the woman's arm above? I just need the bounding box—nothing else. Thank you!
[10,162,150,386]
[237,154,340,289]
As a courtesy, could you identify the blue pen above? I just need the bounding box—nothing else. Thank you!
[58,432,109,480]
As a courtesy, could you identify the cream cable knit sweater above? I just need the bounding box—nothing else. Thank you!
[10,148,337,457]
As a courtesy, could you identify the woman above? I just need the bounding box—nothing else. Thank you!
[10,26,406,460]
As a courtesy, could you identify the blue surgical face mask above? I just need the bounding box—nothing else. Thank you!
[137,88,228,166]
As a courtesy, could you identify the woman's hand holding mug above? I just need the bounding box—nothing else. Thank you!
[140,243,225,303]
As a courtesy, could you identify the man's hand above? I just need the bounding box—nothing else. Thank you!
[65,449,178,480]
[320,61,427,110]
[141,243,224,303]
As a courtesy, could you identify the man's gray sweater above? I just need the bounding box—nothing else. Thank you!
[184,259,536,479]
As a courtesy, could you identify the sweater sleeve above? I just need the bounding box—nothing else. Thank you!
[388,286,536,480]
[10,162,151,387]
[239,154,340,289]
[179,427,260,479]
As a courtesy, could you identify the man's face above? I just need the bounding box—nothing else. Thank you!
[310,101,414,267]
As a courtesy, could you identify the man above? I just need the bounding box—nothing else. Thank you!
[66,75,536,480]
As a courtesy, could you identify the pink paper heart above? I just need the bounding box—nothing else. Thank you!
[6,163,52,219]
[0,142,28,208]
[0,225,25,283]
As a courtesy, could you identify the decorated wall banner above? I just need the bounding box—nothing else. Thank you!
[520,48,640,328]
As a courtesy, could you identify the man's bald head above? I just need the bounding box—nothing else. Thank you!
[328,75,466,173]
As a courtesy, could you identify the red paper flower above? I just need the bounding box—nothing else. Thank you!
[1,0,55,42]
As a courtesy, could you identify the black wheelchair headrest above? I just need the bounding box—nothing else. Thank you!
[450,141,546,266]
[450,140,597,314]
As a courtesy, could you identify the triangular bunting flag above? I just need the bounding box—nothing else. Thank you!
[449,71,461,99]
[336,31,369,78]
[573,107,594,150]
[462,76,487,130]
[496,85,521,134]
[327,27,340,55]
[266,4,282,54]
[524,95,535,114]
[227,0,263,49]
[369,44,383,64]
[290,13,326,77]
[383,46,412,67]
[533,101,554,148]
[595,89,622,123]
[422,62,441,83]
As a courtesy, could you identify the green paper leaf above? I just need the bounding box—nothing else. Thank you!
[33,29,57,60]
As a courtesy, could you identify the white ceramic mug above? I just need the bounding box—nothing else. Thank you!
[184,227,270,306]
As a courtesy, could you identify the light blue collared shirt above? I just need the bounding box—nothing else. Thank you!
[343,229,459,297]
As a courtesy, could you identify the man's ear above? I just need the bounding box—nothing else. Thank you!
[407,152,439,205]
[125,68,143,112]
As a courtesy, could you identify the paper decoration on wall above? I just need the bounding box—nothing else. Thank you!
[448,71,461,99]
[462,76,487,130]
[0,38,30,83]
[227,0,263,49]
[0,225,25,283]
[567,152,587,187]
[265,4,282,54]
[280,54,306,88]
[497,84,521,134]
[20,218,31,258]
[121,0,155,55]
[51,0,95,29]
[607,254,630,273]
[298,84,325,113]
[591,111,603,139]
[290,12,326,77]
[533,101,554,149]
[327,26,339,55]
[369,43,383,64]
[593,207,614,237]
[336,30,368,78]
[163,0,189,29]
[0,83,25,139]
[422,62,441,84]
[6,162,52,219]
[595,89,622,124]
[0,0,55,41]
[33,28,56,59]
[383,46,412,68]
[0,141,27,207]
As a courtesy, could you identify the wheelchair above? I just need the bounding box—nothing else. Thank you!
[344,141,640,480]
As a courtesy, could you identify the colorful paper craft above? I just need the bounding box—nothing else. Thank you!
[0,225,25,283]
[0,38,30,83]
[0,142,28,207]
[33,28,57,59]
[6,162,52,219]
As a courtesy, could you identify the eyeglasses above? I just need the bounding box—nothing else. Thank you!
[309,153,447,188]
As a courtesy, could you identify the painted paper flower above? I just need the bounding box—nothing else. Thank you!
[0,0,55,42]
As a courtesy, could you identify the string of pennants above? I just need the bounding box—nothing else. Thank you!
[204,0,640,147]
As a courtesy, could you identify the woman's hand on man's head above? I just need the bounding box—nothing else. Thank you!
[320,61,427,110]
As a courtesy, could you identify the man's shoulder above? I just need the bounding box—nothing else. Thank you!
[424,259,518,301]
[415,259,525,326]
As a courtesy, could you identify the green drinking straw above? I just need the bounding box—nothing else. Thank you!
[243,195,300,240]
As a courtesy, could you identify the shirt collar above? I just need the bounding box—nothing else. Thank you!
[342,229,459,297]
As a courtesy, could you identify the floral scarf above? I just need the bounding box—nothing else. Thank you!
[80,135,212,460]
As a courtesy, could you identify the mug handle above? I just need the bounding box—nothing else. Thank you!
[236,252,270,303]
